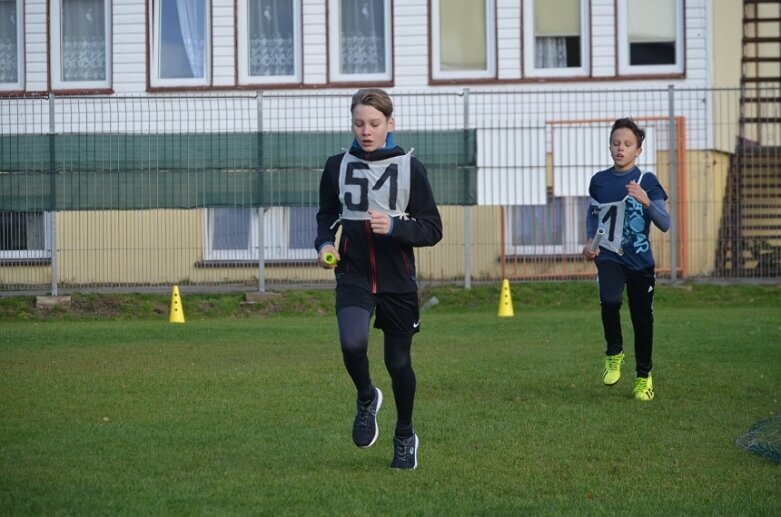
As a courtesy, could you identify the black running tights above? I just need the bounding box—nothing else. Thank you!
[337,306,416,427]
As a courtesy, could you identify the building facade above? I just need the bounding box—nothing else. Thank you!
[3,1,778,291]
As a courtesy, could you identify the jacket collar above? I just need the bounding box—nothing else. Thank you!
[348,145,405,162]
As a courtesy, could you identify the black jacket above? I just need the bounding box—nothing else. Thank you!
[315,145,442,294]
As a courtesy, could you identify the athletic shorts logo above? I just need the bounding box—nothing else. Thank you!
[412,321,420,329]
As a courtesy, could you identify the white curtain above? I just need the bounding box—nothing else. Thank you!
[175,0,205,79]
[249,0,294,76]
[535,37,567,68]
[511,201,562,246]
[340,0,384,74]
[533,0,579,69]
[289,207,318,249]
[0,0,17,83]
[439,0,487,72]
[61,0,106,81]
[25,213,45,250]
[211,208,250,251]
[629,0,676,44]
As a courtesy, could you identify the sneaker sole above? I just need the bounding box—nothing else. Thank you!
[602,375,620,386]
[411,434,419,469]
[358,388,383,449]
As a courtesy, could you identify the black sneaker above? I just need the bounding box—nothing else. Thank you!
[352,387,382,448]
[390,433,419,469]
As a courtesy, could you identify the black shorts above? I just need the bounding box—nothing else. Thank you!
[596,260,656,307]
[335,284,421,336]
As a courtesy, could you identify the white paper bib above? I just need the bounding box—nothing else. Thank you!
[338,152,412,221]
[591,171,646,254]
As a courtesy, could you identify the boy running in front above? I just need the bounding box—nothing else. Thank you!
[315,89,442,468]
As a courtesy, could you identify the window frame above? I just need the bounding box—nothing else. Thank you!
[50,0,112,91]
[204,207,318,262]
[522,0,590,78]
[149,0,212,88]
[236,0,303,86]
[431,0,496,81]
[617,0,685,76]
[0,211,53,260]
[0,0,24,91]
[504,195,589,256]
[327,0,393,83]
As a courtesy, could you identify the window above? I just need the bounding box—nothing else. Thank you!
[151,0,211,87]
[328,0,392,82]
[205,207,318,261]
[523,0,589,78]
[618,0,684,75]
[50,0,111,90]
[505,196,589,255]
[0,0,23,91]
[207,208,253,261]
[237,0,302,85]
[432,0,496,80]
[0,211,52,260]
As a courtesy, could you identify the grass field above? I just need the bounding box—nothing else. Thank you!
[1,283,780,515]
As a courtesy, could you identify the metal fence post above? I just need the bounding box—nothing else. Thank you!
[48,93,58,296]
[257,92,266,292]
[257,207,265,292]
[667,85,678,282]
[463,88,471,289]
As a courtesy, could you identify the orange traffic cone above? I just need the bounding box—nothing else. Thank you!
[169,285,185,323]
[498,279,514,318]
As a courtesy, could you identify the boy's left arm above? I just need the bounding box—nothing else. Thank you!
[646,198,670,232]
[636,175,671,232]
[387,160,443,247]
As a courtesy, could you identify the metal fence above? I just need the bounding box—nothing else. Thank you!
[1,87,779,294]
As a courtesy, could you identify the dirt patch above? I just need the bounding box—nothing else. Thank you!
[69,295,125,318]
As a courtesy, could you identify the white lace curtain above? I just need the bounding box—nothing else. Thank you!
[0,0,18,83]
[533,0,579,69]
[340,0,385,74]
[249,0,294,77]
[61,0,106,81]
[158,0,206,79]
[175,0,205,79]
[535,37,568,68]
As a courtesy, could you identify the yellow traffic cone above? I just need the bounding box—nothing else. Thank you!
[169,285,185,324]
[498,279,514,318]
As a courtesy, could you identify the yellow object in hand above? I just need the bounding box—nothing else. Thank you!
[324,252,338,267]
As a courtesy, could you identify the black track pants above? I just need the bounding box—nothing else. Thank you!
[596,260,656,377]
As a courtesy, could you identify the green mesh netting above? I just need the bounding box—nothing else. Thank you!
[0,130,478,211]
[735,414,781,464]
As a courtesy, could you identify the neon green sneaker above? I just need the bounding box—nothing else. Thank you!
[633,375,654,401]
[602,352,624,385]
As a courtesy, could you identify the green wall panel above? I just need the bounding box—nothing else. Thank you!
[0,130,476,210]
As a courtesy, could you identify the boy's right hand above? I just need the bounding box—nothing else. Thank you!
[582,242,598,261]
[318,245,340,269]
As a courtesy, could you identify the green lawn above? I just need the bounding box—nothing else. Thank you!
[1,284,780,515]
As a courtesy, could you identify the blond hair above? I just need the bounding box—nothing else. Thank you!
[350,88,394,118]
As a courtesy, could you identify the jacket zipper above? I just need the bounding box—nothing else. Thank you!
[342,237,350,273]
[365,221,378,293]
[401,249,412,276]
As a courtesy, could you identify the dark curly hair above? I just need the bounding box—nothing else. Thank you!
[610,118,645,148]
